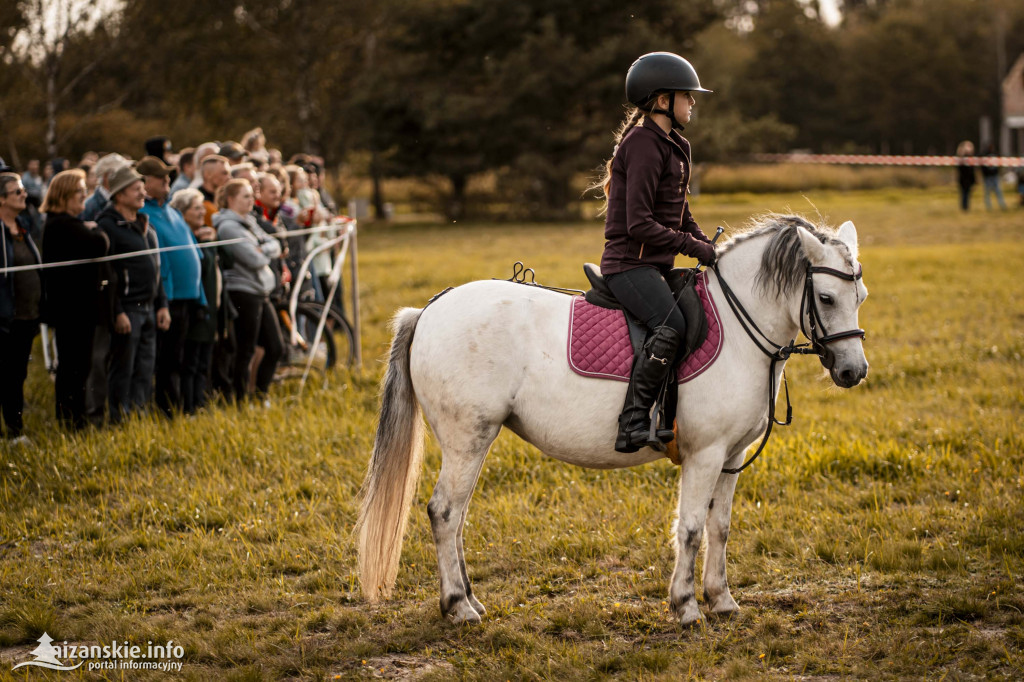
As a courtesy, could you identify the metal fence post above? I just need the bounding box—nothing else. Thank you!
[349,222,362,368]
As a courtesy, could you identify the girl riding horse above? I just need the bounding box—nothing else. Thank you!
[597,52,717,453]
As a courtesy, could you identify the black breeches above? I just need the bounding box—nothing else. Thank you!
[605,266,687,338]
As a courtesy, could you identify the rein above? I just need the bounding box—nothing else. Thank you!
[711,260,864,475]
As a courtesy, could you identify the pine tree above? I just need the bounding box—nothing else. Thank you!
[28,633,62,665]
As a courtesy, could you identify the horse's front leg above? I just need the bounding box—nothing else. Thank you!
[702,455,742,616]
[669,446,725,626]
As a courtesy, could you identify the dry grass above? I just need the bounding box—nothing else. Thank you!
[1,186,1022,679]
[698,163,955,194]
[330,163,972,221]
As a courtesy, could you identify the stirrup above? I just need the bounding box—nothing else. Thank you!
[615,426,674,454]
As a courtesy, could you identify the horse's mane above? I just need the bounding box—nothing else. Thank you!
[718,213,852,299]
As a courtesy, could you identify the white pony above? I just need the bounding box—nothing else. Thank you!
[357,214,868,626]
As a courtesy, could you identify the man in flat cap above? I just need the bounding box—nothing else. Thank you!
[97,165,169,422]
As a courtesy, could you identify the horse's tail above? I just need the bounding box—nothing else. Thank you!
[357,307,425,602]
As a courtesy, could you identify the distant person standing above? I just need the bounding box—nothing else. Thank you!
[21,160,43,206]
[199,155,235,397]
[242,127,269,170]
[82,155,131,425]
[46,159,69,191]
[145,136,174,165]
[0,173,42,445]
[138,156,205,417]
[214,179,283,403]
[218,142,249,167]
[82,153,129,221]
[199,155,231,227]
[40,160,54,194]
[257,173,299,293]
[20,160,44,237]
[980,144,1007,211]
[41,170,109,430]
[270,171,309,292]
[170,188,220,413]
[169,147,196,198]
[956,141,976,212]
[98,166,170,422]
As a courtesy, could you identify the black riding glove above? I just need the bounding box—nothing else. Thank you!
[692,240,716,267]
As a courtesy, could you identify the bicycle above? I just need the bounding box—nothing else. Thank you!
[272,219,359,389]
[273,297,356,386]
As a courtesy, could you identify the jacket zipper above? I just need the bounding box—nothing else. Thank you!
[124,270,130,296]
[638,243,644,260]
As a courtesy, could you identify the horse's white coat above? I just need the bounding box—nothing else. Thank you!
[358,219,868,626]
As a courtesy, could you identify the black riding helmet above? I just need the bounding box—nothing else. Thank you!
[625,52,712,130]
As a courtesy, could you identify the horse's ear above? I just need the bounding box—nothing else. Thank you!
[796,225,827,264]
[837,220,859,262]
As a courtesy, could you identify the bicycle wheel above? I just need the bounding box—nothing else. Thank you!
[320,304,356,369]
[275,303,338,386]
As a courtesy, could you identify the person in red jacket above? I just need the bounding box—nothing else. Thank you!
[596,52,717,454]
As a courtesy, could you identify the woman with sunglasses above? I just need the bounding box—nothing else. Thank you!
[0,172,43,444]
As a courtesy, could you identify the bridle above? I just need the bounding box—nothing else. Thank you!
[800,264,865,370]
[711,260,865,475]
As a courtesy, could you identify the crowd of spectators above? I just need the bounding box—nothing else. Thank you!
[0,130,340,445]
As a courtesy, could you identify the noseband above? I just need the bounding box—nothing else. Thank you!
[800,264,866,370]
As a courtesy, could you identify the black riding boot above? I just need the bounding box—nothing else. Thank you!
[615,325,682,454]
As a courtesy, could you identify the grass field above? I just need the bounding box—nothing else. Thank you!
[1,187,1022,680]
[333,163,966,221]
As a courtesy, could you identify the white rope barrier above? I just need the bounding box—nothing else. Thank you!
[17,216,363,376]
[0,219,353,275]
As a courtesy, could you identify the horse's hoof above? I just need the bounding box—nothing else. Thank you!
[709,595,740,617]
[468,595,486,616]
[673,600,703,627]
[445,599,483,625]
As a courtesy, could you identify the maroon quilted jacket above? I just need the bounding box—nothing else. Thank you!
[600,117,711,275]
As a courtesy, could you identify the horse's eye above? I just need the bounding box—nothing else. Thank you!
[819,294,834,305]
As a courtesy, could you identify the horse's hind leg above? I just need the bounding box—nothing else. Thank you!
[427,420,499,624]
[457,510,486,615]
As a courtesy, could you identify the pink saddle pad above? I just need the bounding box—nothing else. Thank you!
[567,270,723,383]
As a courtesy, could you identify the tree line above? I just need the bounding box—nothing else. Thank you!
[2,0,1021,219]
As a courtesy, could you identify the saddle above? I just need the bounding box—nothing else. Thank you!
[573,264,721,463]
[582,263,710,364]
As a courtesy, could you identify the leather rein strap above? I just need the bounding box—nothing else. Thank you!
[711,262,865,475]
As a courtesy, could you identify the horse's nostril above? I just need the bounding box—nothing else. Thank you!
[840,369,855,385]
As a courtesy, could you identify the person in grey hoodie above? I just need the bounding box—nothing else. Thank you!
[213,178,283,402]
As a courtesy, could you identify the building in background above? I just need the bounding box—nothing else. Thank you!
[1002,53,1024,156]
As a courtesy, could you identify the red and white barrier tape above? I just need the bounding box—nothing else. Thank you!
[753,153,1024,167]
